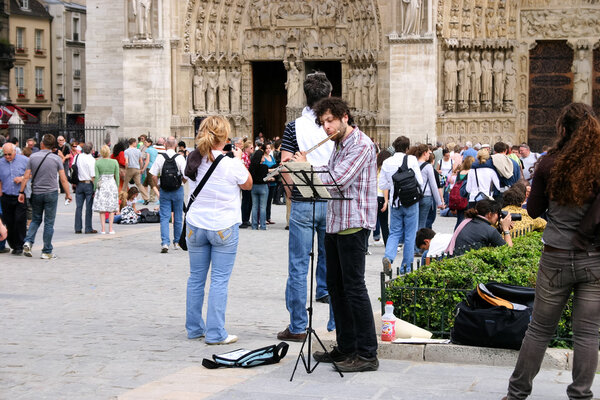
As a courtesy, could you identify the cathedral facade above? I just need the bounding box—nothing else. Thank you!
[86,0,600,149]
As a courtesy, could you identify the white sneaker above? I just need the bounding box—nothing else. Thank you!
[161,244,169,253]
[23,242,32,257]
[173,243,181,250]
[40,253,57,260]
[206,335,238,345]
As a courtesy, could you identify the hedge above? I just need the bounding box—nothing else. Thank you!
[385,232,573,347]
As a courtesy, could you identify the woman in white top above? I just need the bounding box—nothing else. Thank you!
[184,116,252,345]
[415,144,443,231]
[465,149,500,207]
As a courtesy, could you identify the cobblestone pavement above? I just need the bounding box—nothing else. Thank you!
[2,198,596,399]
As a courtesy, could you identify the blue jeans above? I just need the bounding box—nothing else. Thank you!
[25,191,59,254]
[185,223,239,342]
[418,195,433,231]
[251,184,268,229]
[159,187,184,246]
[286,201,334,334]
[384,203,419,273]
[507,251,600,400]
[75,182,94,232]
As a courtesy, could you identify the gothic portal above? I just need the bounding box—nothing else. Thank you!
[184,0,383,140]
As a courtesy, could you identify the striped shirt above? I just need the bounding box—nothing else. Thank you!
[321,127,377,234]
[281,121,298,154]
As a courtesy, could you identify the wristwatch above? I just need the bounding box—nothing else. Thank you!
[19,191,24,194]
[503,230,510,236]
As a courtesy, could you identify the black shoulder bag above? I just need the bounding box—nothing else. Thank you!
[178,154,225,251]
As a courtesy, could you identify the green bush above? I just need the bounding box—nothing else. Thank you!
[385,232,573,346]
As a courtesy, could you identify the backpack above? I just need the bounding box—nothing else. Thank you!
[69,155,79,185]
[202,342,289,369]
[392,155,423,208]
[159,153,182,191]
[448,175,468,211]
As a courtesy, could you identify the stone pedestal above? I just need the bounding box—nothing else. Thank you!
[389,38,437,145]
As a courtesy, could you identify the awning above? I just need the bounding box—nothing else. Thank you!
[0,104,39,126]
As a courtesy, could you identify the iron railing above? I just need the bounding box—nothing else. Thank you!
[10,123,106,151]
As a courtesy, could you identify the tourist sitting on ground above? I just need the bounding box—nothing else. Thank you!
[501,182,546,233]
[451,198,513,256]
[415,228,453,259]
[115,187,140,224]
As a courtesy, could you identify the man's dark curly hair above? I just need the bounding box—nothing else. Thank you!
[313,97,355,127]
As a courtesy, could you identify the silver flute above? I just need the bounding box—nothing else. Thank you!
[264,135,332,180]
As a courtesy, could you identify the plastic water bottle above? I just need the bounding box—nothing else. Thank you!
[381,301,396,342]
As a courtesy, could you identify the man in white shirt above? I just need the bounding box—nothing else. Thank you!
[379,136,423,274]
[124,137,149,203]
[150,136,187,253]
[416,228,452,259]
[519,143,539,183]
[74,142,97,234]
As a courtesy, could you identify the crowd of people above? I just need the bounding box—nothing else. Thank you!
[1,90,599,396]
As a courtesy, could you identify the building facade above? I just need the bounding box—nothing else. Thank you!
[8,0,52,121]
[44,0,86,125]
[86,1,600,149]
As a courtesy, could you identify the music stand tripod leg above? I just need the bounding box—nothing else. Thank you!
[290,198,343,381]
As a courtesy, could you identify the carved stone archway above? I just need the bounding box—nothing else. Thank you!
[183,0,383,139]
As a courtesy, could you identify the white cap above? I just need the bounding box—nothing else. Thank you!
[482,143,491,148]
[474,143,482,150]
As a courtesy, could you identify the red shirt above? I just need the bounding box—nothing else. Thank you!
[111,151,126,167]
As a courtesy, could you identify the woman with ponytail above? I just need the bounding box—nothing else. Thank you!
[504,103,600,400]
[184,116,252,345]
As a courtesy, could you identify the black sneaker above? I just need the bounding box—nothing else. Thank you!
[315,295,329,304]
[313,346,351,363]
[334,354,379,372]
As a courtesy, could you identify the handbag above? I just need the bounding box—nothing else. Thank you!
[451,283,534,350]
[178,154,225,251]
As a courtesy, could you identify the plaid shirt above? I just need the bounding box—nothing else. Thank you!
[321,127,377,234]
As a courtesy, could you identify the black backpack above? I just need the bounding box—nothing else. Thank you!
[159,153,182,191]
[391,155,423,208]
[451,283,535,350]
[69,155,79,185]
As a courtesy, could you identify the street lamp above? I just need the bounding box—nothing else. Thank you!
[57,94,64,134]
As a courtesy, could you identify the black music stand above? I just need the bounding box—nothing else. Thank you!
[280,164,350,381]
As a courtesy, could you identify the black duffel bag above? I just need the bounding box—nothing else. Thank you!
[451,283,535,350]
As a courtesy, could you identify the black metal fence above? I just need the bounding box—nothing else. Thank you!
[9,123,106,151]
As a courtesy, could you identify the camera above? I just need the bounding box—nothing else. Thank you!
[499,210,522,221]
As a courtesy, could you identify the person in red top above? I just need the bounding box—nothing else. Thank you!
[111,140,127,192]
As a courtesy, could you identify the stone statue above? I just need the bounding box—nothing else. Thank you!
[443,51,458,111]
[132,0,152,39]
[572,49,591,104]
[470,51,482,110]
[354,69,363,110]
[493,51,505,111]
[195,26,203,53]
[402,0,422,36]
[193,68,206,112]
[481,51,493,111]
[361,69,369,109]
[207,23,217,54]
[218,68,229,113]
[347,69,355,108]
[206,70,218,113]
[504,50,517,109]
[230,69,241,113]
[457,51,471,110]
[368,65,377,112]
[285,61,302,107]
